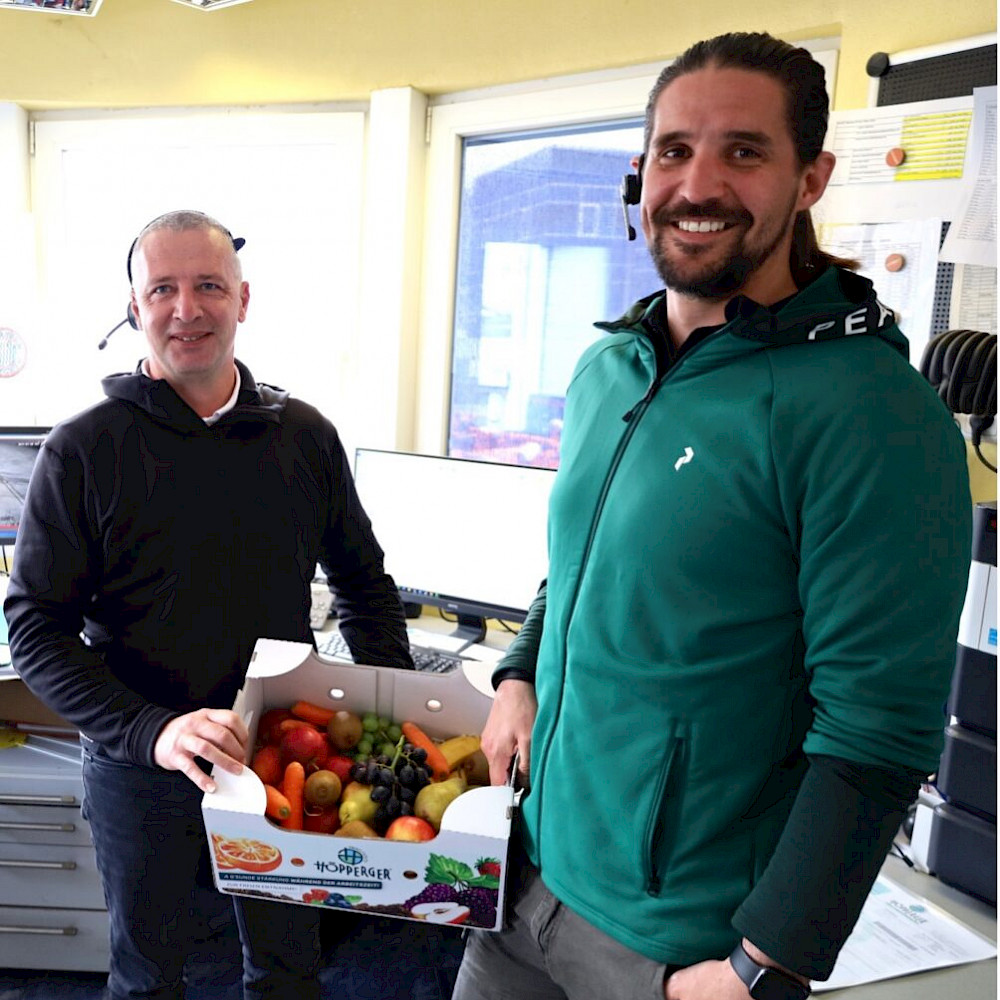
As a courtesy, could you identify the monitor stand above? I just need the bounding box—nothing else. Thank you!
[450,614,487,646]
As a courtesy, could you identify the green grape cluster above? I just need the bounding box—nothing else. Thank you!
[353,711,403,761]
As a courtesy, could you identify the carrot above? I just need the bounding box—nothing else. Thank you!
[401,721,451,782]
[281,761,305,830]
[250,745,283,786]
[264,783,292,822]
[290,700,338,727]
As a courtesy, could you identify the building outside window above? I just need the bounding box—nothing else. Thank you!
[448,123,660,468]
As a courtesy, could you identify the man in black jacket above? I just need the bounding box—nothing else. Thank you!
[4,210,413,999]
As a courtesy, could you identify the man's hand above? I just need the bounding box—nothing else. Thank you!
[153,708,249,794]
[481,679,536,787]
[664,940,809,999]
[664,959,750,999]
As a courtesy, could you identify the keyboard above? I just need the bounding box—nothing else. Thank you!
[316,629,463,674]
[309,585,335,630]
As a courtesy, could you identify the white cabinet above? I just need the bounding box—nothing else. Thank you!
[0,735,109,972]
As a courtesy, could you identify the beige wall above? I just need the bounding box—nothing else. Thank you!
[0,0,994,112]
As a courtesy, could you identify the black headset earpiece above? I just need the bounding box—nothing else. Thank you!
[127,301,139,331]
[620,155,644,241]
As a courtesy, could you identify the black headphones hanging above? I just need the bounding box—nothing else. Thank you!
[619,154,643,241]
[920,328,997,471]
[98,220,246,350]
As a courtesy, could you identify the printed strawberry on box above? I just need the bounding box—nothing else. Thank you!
[202,638,515,931]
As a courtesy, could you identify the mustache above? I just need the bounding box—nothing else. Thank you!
[651,199,753,227]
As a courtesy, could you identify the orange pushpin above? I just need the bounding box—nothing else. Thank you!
[885,147,906,167]
[885,253,906,273]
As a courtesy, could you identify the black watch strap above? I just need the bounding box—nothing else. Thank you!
[729,943,811,1000]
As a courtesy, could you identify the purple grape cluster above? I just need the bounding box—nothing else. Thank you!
[456,887,498,927]
[349,742,431,834]
[405,882,458,909]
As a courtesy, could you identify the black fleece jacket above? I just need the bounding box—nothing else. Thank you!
[4,361,412,766]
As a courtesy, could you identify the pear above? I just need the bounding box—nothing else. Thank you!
[338,781,378,827]
[459,749,490,787]
[335,819,381,839]
[414,773,467,832]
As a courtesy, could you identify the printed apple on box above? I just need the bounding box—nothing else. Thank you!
[201,638,514,930]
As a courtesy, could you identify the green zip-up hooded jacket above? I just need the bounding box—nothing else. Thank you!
[517,268,972,969]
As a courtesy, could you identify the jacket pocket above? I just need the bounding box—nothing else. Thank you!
[643,720,688,897]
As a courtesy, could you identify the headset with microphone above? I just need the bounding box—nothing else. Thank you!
[920,328,997,472]
[619,155,644,242]
[97,221,246,350]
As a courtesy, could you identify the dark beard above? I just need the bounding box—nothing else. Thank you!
[651,240,758,299]
[648,196,797,300]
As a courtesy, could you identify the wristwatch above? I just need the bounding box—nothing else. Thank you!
[728,943,811,1000]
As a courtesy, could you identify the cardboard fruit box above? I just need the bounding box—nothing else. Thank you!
[201,638,514,931]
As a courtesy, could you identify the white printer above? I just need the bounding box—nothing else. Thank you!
[927,500,997,904]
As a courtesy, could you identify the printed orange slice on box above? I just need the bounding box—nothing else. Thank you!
[211,833,236,869]
[212,836,282,873]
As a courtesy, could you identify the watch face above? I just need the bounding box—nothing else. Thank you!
[750,968,808,1000]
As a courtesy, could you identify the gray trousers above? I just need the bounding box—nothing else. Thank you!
[452,856,678,1000]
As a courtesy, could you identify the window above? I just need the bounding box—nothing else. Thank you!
[22,109,365,431]
[449,123,658,467]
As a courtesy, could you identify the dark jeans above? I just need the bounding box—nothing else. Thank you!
[81,748,322,1000]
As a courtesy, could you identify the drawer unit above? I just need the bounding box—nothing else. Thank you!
[0,734,109,971]
[0,799,93,847]
[0,904,110,973]
[0,841,105,908]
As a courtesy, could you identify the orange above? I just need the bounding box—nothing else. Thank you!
[212,836,282,873]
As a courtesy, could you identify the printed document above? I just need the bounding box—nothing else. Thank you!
[813,875,996,991]
[940,87,997,267]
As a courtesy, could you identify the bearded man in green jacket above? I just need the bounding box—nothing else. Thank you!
[452,31,972,1000]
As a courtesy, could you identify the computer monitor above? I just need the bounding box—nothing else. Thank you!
[0,427,50,547]
[352,449,555,644]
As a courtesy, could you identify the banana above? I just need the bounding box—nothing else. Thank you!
[437,734,481,770]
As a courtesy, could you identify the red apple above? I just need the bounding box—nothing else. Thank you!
[385,816,436,842]
[280,724,329,768]
[257,708,293,745]
[325,754,354,786]
[303,807,341,835]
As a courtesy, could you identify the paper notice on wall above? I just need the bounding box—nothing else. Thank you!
[813,875,997,992]
[816,96,973,225]
[816,219,942,363]
[950,263,998,334]
[828,99,972,185]
[940,87,997,268]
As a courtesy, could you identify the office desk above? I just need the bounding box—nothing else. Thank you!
[821,853,995,998]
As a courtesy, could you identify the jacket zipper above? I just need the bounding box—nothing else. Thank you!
[622,376,660,422]
[535,326,715,856]
[622,325,723,422]
[533,400,646,852]
[643,732,684,896]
